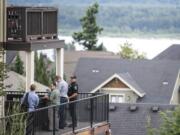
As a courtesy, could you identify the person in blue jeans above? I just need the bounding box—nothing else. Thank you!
[55,75,69,129]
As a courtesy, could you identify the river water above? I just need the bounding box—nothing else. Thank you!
[40,36,180,60]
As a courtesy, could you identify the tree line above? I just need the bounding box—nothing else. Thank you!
[9,0,180,36]
[59,5,180,36]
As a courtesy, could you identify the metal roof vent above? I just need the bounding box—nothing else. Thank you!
[109,105,117,111]
[151,106,159,112]
[92,69,99,73]
[129,105,138,112]
[162,81,168,85]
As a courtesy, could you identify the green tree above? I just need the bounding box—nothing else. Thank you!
[119,42,146,59]
[13,54,24,75]
[34,52,51,86]
[147,107,180,135]
[0,47,7,96]
[72,2,104,51]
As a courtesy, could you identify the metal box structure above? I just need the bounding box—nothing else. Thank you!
[7,7,58,41]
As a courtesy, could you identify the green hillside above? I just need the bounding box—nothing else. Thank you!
[8,0,180,37]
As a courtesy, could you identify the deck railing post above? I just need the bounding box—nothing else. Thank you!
[90,98,94,128]
[53,107,55,135]
[107,95,109,123]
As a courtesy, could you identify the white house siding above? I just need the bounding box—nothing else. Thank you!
[170,73,180,104]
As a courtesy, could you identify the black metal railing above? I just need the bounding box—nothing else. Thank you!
[0,93,109,135]
[4,91,101,114]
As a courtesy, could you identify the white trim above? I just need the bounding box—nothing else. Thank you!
[170,70,180,104]
[56,48,64,79]
[102,87,131,91]
[109,93,125,103]
[91,73,145,97]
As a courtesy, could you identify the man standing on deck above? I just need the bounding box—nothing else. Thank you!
[55,75,68,129]
[68,76,78,128]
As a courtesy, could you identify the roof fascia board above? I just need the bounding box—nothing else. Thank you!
[170,70,180,104]
[91,73,145,97]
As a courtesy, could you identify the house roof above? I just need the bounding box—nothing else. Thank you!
[75,58,180,104]
[109,103,176,135]
[153,44,180,60]
[91,73,145,97]
[4,71,48,91]
[64,51,120,80]
[6,50,17,64]
[6,50,120,81]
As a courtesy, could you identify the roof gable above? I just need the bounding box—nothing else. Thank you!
[91,73,145,97]
[75,58,180,104]
[103,78,129,88]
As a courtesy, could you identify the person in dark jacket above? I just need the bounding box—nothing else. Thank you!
[68,76,78,127]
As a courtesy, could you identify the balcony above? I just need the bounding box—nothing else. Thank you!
[0,92,110,135]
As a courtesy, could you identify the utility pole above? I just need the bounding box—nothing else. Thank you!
[0,0,6,118]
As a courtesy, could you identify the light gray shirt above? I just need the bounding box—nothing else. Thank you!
[49,88,60,105]
[57,80,68,98]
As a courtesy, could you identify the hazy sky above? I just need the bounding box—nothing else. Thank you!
[39,36,180,60]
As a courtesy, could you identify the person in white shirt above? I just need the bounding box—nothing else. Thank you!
[55,75,68,129]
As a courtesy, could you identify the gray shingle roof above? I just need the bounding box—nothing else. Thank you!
[64,51,120,80]
[109,103,176,135]
[75,58,180,104]
[118,73,145,96]
[4,71,48,91]
[6,51,17,64]
[153,44,180,60]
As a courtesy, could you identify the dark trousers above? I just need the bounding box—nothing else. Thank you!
[69,102,77,126]
[26,113,34,135]
[59,97,68,128]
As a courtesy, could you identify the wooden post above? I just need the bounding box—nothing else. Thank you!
[25,51,34,91]
[0,0,6,43]
[0,0,6,118]
[56,48,64,79]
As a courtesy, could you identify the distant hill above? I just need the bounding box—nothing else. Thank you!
[8,0,180,37]
[8,0,180,6]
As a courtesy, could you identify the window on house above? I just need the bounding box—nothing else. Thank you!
[111,95,124,103]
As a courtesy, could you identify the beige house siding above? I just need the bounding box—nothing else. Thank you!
[170,72,180,104]
[96,76,140,103]
[100,88,139,103]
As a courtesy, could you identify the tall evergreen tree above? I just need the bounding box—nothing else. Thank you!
[72,2,104,51]
[13,54,24,75]
[34,52,51,86]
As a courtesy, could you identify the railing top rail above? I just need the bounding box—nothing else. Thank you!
[5,91,100,95]
[1,93,108,119]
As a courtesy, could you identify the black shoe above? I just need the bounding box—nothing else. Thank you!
[47,129,53,132]
[68,123,77,128]
[55,129,59,131]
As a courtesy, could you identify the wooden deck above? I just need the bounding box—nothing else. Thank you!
[35,122,110,135]
[35,122,91,135]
